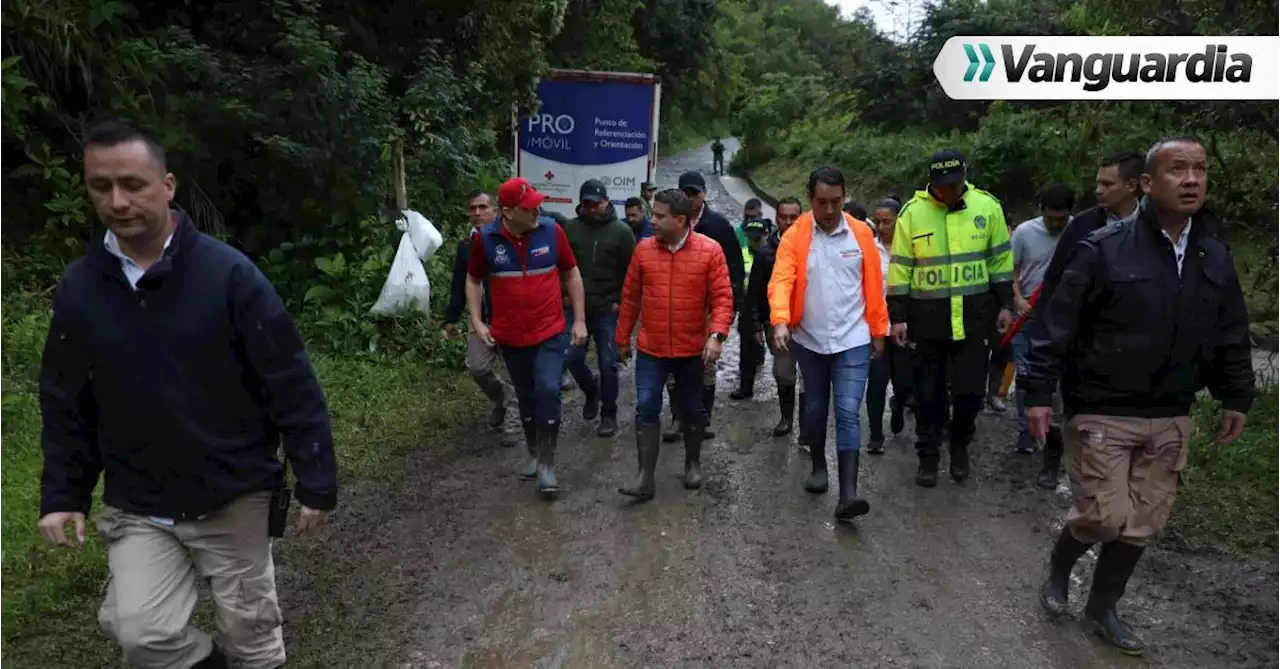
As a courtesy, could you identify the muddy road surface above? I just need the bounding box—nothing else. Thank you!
[275,143,1278,669]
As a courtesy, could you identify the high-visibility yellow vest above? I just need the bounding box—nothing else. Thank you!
[886,182,1014,340]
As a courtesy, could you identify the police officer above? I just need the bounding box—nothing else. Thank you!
[887,149,1015,487]
[730,218,772,400]
[1024,137,1253,655]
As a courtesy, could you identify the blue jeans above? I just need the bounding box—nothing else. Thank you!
[636,354,703,427]
[500,333,569,423]
[793,343,872,453]
[1010,328,1030,437]
[565,309,620,417]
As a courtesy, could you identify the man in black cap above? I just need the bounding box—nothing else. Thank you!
[730,218,771,400]
[886,149,1015,487]
[661,170,745,442]
[562,179,636,436]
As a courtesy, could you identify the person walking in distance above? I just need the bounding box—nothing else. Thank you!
[748,197,809,443]
[711,138,726,175]
[639,180,656,219]
[661,170,744,442]
[1024,137,1253,655]
[864,197,915,454]
[563,179,636,437]
[769,167,889,522]
[37,120,337,669]
[444,190,521,447]
[616,189,734,500]
[467,177,588,497]
[1007,183,1075,488]
[887,149,1016,487]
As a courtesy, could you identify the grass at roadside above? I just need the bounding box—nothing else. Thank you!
[1166,381,1279,558]
[1,293,486,667]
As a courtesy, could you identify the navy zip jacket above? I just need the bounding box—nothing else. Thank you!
[39,209,338,520]
[444,233,491,325]
[695,205,746,310]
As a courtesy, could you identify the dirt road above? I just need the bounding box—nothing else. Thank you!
[275,144,1277,669]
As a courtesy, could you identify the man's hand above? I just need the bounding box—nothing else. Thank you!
[1027,406,1052,442]
[297,506,329,533]
[571,320,588,347]
[996,308,1015,333]
[891,322,909,347]
[1014,295,1032,317]
[38,511,86,546]
[443,323,460,339]
[703,336,724,364]
[618,342,632,366]
[772,323,791,351]
[472,321,495,347]
[870,337,885,360]
[754,330,766,346]
[1215,409,1247,445]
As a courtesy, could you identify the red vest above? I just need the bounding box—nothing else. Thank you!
[478,219,565,347]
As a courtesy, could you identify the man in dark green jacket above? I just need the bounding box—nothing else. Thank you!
[563,179,636,436]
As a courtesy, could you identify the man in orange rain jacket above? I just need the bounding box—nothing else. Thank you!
[615,189,734,501]
[768,166,889,524]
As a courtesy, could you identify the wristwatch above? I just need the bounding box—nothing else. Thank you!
[711,332,727,343]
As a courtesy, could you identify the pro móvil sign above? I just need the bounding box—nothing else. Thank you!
[934,36,1279,100]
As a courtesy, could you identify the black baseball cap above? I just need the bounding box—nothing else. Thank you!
[580,179,609,203]
[678,171,706,193]
[742,219,769,239]
[640,181,656,191]
[928,149,967,186]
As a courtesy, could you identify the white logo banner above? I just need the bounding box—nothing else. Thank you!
[933,36,1280,101]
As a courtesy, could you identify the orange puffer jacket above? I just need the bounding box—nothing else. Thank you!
[616,231,735,358]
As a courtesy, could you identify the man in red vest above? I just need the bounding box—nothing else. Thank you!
[467,177,587,498]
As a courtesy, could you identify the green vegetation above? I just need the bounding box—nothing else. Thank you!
[0,0,740,663]
[726,0,1279,557]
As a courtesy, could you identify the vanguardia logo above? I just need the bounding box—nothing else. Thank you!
[963,44,996,82]
[934,37,1278,101]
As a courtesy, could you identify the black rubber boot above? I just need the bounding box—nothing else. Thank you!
[729,366,754,400]
[803,444,828,493]
[535,420,561,496]
[1039,527,1093,617]
[834,450,870,522]
[194,647,229,669]
[772,385,795,436]
[516,416,538,480]
[796,391,810,449]
[1085,541,1147,655]
[619,423,660,500]
[915,454,939,488]
[582,374,600,421]
[663,399,682,443]
[1037,426,1064,489]
[700,384,717,440]
[682,422,704,489]
[889,395,905,435]
[949,439,970,483]
[597,415,619,437]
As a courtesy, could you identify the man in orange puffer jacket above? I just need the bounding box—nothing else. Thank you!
[615,189,735,501]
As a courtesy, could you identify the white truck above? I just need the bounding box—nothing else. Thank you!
[514,69,662,220]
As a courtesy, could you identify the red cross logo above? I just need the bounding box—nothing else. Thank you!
[544,170,555,181]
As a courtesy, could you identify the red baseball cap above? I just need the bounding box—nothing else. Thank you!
[498,177,547,209]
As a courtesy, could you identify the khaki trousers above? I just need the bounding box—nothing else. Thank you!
[1063,414,1192,546]
[96,491,285,669]
[466,329,521,440]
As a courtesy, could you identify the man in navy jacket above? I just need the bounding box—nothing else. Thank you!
[37,120,336,669]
